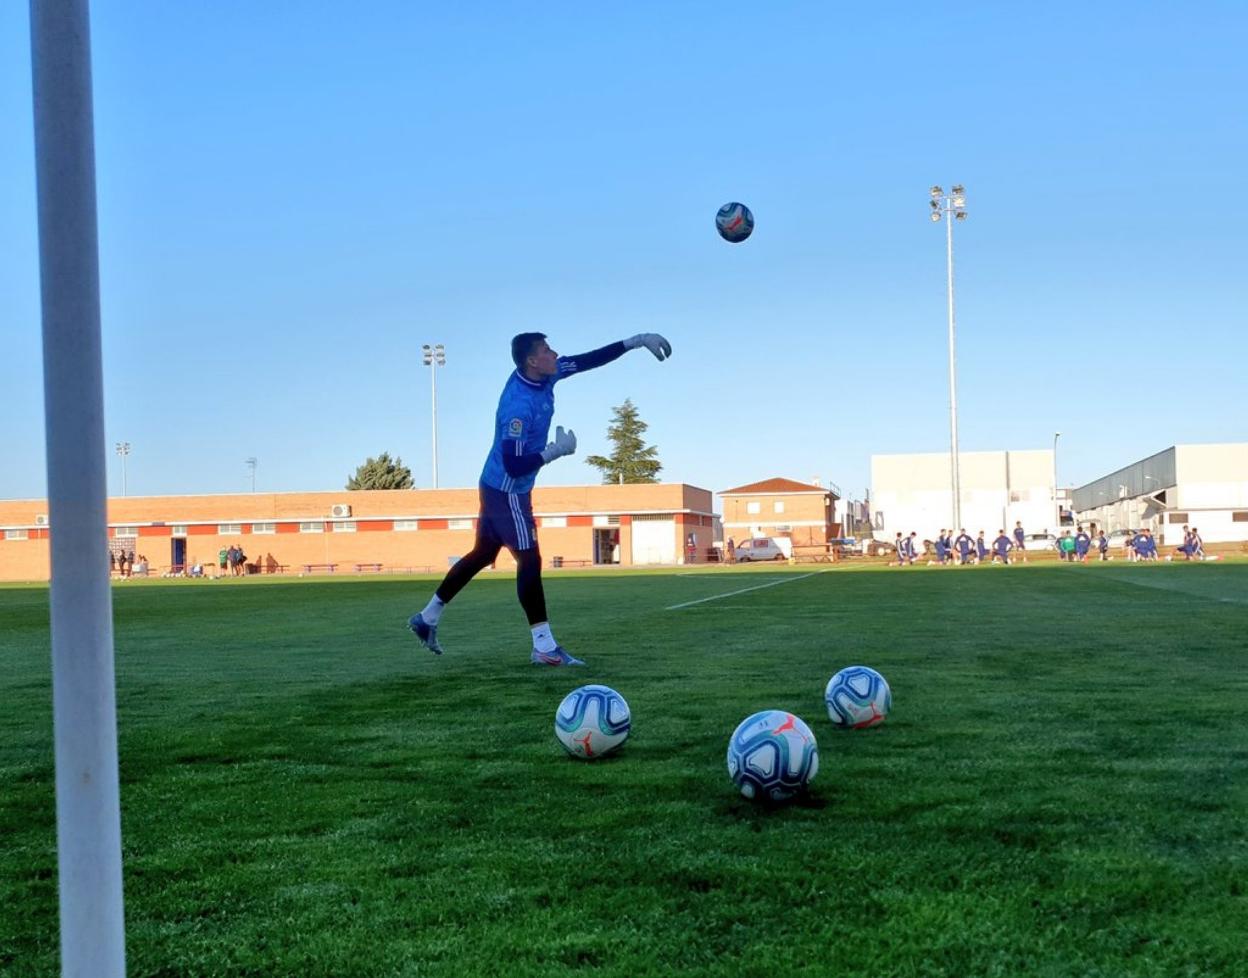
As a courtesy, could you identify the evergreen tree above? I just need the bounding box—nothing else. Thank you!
[585,399,662,484]
[346,452,414,490]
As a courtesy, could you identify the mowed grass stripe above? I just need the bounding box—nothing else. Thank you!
[1,564,1246,977]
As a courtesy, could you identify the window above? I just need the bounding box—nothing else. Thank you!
[5,529,28,540]
[593,514,621,527]
[1234,512,1248,523]
[394,520,419,532]
[542,516,567,528]
[333,521,357,533]
[773,501,785,514]
[1167,513,1190,524]
[116,526,140,538]
[217,523,240,535]
[171,525,189,536]
[746,501,761,514]
[251,522,275,534]
[299,521,323,533]
[448,519,473,531]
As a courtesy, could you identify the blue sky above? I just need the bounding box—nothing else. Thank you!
[3,2,1245,504]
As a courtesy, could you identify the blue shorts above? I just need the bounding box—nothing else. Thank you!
[477,484,537,552]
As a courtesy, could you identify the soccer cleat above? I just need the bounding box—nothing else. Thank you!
[408,613,444,655]
[530,645,585,667]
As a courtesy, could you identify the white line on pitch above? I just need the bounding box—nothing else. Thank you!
[665,569,829,611]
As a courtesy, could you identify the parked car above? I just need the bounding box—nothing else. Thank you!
[1023,532,1058,551]
[734,537,787,562]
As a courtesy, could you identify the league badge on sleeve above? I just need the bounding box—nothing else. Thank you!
[508,418,524,438]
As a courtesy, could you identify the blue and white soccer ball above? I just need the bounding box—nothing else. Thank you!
[726,710,819,802]
[554,684,631,760]
[715,201,755,243]
[825,666,892,730]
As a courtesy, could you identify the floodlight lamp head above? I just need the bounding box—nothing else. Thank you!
[951,184,965,195]
[929,199,940,209]
[930,211,941,222]
[930,185,943,198]
[955,211,967,220]
[952,195,965,208]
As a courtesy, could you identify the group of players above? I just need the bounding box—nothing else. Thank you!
[892,524,1032,566]
[893,521,1208,566]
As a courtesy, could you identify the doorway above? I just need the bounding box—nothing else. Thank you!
[170,536,186,573]
[593,528,620,565]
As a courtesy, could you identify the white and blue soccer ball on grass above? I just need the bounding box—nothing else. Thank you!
[825,666,892,730]
[726,710,819,802]
[554,684,631,760]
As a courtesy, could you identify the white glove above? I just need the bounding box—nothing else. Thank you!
[540,425,577,463]
[625,333,672,361]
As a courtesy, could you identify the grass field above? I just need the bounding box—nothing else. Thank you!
[2,562,1247,977]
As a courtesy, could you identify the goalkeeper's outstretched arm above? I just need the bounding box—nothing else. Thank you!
[557,333,672,378]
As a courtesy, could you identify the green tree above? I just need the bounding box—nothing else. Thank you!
[585,399,662,484]
[346,452,414,490]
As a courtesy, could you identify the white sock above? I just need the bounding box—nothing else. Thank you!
[531,622,557,654]
[421,595,445,626]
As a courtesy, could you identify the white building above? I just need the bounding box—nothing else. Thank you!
[871,449,1056,543]
[1072,443,1248,545]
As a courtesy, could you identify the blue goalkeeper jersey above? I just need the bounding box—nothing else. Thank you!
[480,342,626,494]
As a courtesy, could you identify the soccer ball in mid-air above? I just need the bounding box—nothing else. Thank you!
[554,684,631,760]
[715,201,754,243]
[726,710,819,802]
[825,666,892,730]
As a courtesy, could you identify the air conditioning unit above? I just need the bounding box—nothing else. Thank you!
[34,514,49,526]
[331,504,352,518]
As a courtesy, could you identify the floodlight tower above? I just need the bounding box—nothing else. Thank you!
[929,184,968,533]
[245,456,257,493]
[1053,431,1061,527]
[422,343,446,488]
[114,441,130,496]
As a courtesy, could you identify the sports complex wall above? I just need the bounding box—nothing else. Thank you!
[0,484,716,582]
[870,449,1057,543]
[1072,443,1248,545]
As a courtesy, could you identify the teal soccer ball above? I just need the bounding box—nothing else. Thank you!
[726,709,818,802]
[555,684,631,760]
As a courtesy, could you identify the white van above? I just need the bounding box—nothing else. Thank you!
[734,537,788,562]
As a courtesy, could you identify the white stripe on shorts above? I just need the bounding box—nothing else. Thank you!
[509,493,529,549]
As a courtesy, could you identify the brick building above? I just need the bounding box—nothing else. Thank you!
[719,478,839,556]
[0,483,716,582]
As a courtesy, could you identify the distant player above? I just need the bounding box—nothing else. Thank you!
[1075,526,1091,563]
[408,331,672,665]
[1191,527,1205,559]
[934,530,948,565]
[1008,523,1028,561]
[1097,530,1109,560]
[907,532,921,564]
[894,531,908,566]
[992,529,1013,565]
[1143,529,1160,561]
[975,531,989,564]
[954,528,973,565]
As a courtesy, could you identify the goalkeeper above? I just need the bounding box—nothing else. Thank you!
[409,331,672,666]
